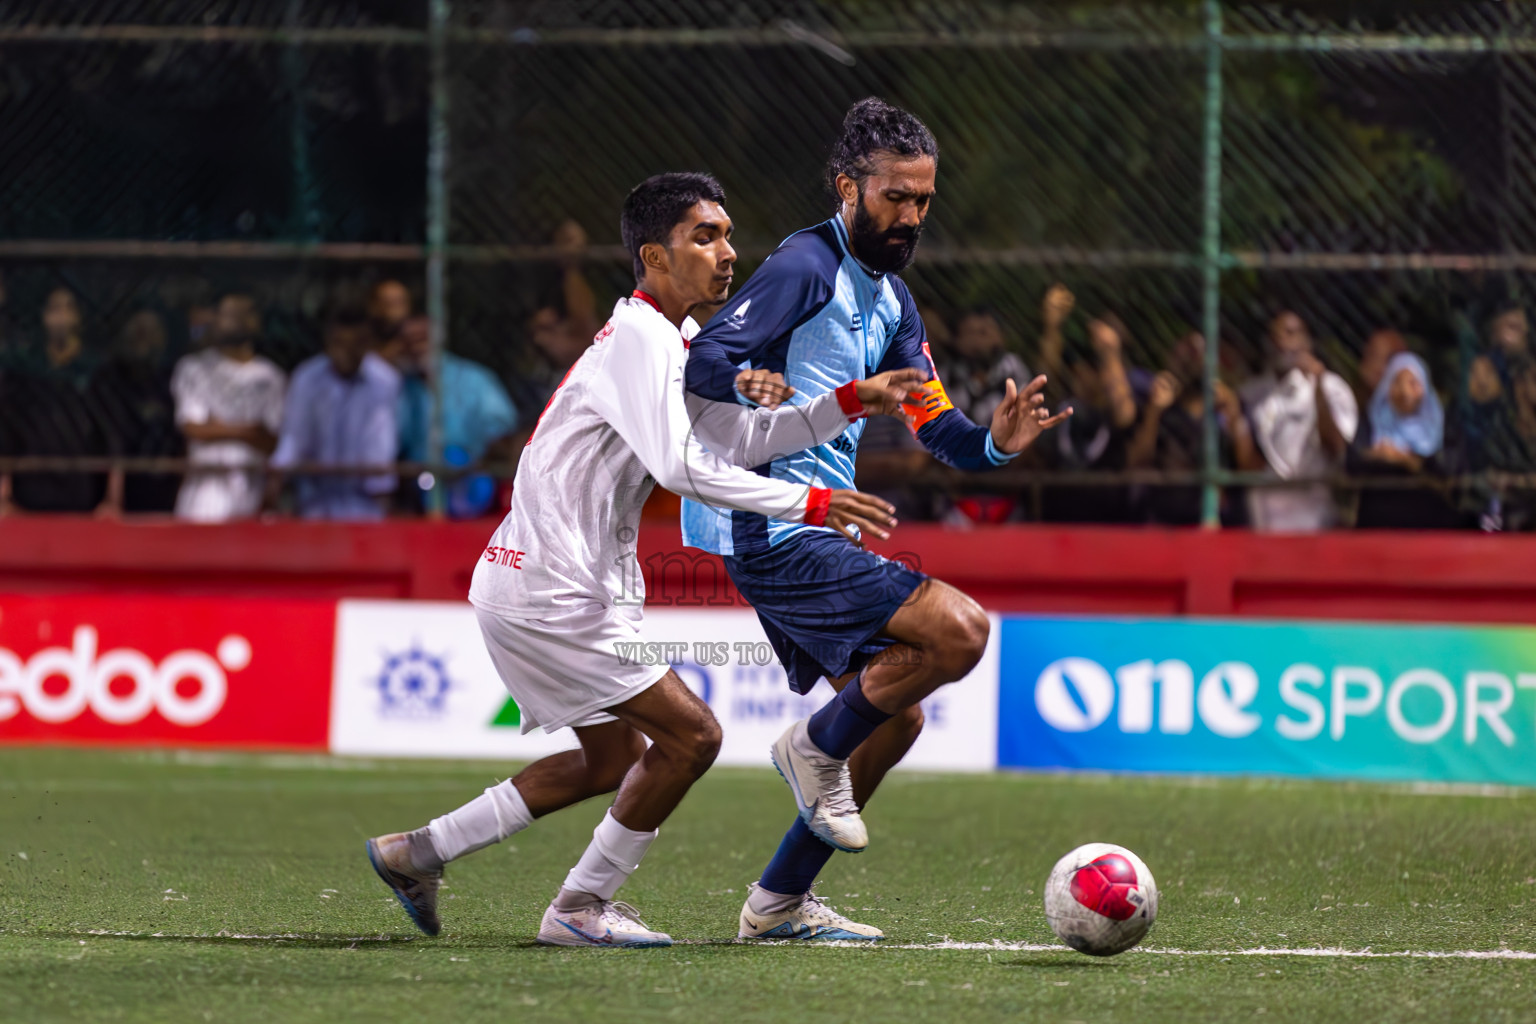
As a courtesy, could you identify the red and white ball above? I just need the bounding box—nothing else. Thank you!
[1043,843,1158,956]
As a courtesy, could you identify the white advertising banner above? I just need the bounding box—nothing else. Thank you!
[330,600,998,770]
[331,600,579,760]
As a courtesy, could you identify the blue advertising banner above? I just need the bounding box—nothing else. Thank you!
[998,616,1536,786]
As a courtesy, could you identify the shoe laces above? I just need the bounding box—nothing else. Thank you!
[600,900,650,929]
[798,887,845,923]
[809,755,858,819]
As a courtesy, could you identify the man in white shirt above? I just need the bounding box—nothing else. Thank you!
[366,173,924,948]
[1239,310,1359,531]
[170,292,286,522]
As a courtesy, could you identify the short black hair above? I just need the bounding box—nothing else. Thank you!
[620,172,727,281]
[825,97,939,198]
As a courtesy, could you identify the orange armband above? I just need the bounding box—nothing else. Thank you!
[900,378,955,433]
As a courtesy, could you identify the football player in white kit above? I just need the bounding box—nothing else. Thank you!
[365,172,925,948]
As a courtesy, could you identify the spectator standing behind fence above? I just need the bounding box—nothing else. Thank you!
[267,306,400,521]
[1349,350,1456,529]
[857,306,948,523]
[1036,287,1139,522]
[1356,328,1408,407]
[368,279,412,351]
[1445,303,1536,530]
[1126,331,1254,525]
[91,309,183,515]
[1239,310,1358,532]
[936,307,1032,424]
[391,315,518,518]
[1487,306,1536,466]
[0,287,109,514]
[931,306,1033,523]
[521,305,590,415]
[515,220,600,417]
[170,292,285,522]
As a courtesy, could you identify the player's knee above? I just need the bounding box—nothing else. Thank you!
[936,603,989,680]
[676,716,722,778]
[896,703,926,746]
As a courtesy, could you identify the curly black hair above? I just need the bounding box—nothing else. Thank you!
[825,97,939,199]
[620,172,727,282]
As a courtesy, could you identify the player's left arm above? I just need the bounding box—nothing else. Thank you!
[685,239,837,408]
[880,282,1069,470]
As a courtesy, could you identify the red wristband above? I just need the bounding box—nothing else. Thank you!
[804,487,832,527]
[835,381,866,422]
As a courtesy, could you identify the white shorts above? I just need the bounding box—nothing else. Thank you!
[472,602,669,735]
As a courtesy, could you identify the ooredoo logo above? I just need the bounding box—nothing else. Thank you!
[0,625,250,726]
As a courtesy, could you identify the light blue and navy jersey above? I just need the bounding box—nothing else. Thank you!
[681,215,1018,556]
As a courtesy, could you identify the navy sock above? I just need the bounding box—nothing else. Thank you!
[806,675,892,760]
[758,818,836,897]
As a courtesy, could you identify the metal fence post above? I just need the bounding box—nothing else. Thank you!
[282,0,319,241]
[1200,0,1225,529]
[425,0,450,515]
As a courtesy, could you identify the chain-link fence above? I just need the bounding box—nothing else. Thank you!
[2,1,1534,528]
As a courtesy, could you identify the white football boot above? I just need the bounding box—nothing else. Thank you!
[537,900,673,948]
[366,832,442,936]
[769,719,868,853]
[738,884,883,942]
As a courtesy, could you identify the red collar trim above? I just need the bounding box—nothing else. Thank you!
[631,289,688,348]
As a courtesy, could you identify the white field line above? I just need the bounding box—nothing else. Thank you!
[35,931,1536,959]
[74,929,408,941]
[870,942,1536,960]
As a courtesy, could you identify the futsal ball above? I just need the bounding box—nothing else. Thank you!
[1043,843,1158,956]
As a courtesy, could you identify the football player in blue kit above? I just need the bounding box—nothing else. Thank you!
[682,98,1070,940]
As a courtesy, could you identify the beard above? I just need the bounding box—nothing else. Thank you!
[849,195,923,274]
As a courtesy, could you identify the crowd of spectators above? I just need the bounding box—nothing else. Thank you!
[1,260,1534,531]
[862,284,1536,532]
[0,277,535,523]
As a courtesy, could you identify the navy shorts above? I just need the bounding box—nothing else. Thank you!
[724,530,928,694]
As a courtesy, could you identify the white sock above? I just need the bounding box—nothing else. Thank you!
[425,779,534,865]
[560,810,658,902]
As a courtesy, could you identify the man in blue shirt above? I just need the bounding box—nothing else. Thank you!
[269,306,400,520]
[393,316,520,518]
[683,98,1069,941]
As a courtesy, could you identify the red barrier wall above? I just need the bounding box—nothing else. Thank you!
[2,517,1535,624]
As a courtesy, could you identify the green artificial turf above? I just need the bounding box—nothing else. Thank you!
[3,747,1535,1023]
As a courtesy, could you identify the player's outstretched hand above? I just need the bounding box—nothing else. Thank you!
[855,368,928,426]
[735,369,796,409]
[990,375,1072,455]
[824,489,897,545]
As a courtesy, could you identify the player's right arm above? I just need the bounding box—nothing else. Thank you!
[683,237,838,405]
[589,319,896,541]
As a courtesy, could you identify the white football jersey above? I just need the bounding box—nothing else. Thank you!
[469,293,865,617]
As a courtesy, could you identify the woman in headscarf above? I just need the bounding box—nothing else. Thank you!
[1352,351,1457,528]
[1364,352,1444,470]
